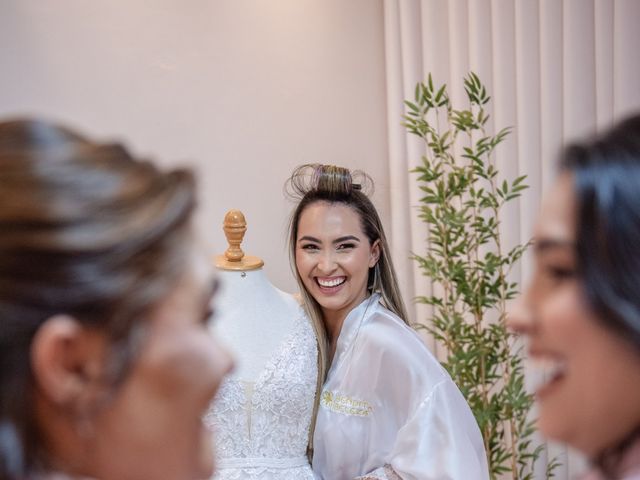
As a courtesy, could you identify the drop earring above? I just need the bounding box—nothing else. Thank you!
[370,263,380,292]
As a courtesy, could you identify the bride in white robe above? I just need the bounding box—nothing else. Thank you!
[286,164,488,480]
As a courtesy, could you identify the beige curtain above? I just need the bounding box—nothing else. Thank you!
[383,0,640,478]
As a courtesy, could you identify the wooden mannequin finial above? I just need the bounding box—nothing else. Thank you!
[215,209,264,271]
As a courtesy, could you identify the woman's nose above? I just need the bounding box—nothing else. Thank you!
[506,292,535,335]
[317,251,337,273]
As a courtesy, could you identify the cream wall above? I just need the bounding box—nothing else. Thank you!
[0,0,390,293]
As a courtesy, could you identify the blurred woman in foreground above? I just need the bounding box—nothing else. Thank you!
[0,119,233,479]
[508,114,640,479]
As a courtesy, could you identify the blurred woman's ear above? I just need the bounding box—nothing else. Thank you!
[31,315,109,408]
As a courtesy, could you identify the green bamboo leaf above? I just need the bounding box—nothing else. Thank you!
[404,100,420,113]
[406,72,552,479]
[513,174,527,186]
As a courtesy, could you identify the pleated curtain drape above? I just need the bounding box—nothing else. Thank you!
[383,0,640,478]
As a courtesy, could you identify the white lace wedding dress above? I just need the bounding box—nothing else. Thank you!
[204,308,318,480]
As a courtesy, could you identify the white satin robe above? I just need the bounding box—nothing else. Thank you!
[312,294,489,480]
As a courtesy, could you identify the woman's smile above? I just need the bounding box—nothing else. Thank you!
[316,276,347,291]
[526,352,568,400]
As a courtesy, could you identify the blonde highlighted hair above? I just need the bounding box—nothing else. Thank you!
[285,163,408,459]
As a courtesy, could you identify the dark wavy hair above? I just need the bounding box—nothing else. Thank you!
[0,119,196,477]
[560,114,640,349]
[559,113,640,474]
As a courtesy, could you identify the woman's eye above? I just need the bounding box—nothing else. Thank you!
[301,244,319,251]
[545,265,575,280]
[337,243,356,250]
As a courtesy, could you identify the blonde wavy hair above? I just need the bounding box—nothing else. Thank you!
[285,163,408,460]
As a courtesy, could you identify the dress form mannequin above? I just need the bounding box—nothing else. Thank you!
[206,210,317,480]
[213,210,298,381]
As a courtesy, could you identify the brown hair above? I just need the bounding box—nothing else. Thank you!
[285,163,408,459]
[0,119,196,477]
[558,113,640,475]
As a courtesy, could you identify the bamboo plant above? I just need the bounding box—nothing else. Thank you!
[403,73,558,479]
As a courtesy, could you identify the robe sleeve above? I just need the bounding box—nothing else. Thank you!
[384,379,489,480]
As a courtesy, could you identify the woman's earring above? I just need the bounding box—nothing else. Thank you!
[372,263,380,292]
[367,266,375,291]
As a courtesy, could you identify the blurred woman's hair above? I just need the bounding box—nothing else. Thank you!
[0,119,196,477]
[559,113,640,473]
[559,114,640,349]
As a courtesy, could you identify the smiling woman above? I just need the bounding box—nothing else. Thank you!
[508,114,640,479]
[295,201,380,350]
[0,118,233,480]
[286,164,489,480]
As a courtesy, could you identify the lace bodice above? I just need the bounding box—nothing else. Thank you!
[204,308,318,479]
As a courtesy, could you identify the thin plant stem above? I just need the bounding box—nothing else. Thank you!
[406,73,557,479]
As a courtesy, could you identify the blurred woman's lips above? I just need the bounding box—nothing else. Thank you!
[527,352,568,398]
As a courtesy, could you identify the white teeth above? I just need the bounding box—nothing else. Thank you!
[317,277,346,288]
[526,357,567,392]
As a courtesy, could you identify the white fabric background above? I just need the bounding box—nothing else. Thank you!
[383,1,640,478]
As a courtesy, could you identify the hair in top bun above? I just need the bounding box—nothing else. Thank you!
[285,163,374,201]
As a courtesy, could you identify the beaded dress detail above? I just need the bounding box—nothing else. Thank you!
[204,307,317,479]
